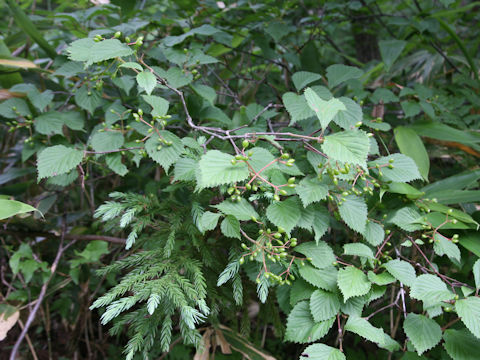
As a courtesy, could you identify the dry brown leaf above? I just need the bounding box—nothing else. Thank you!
[0,58,37,69]
[194,328,213,360]
[215,329,232,354]
[0,309,19,341]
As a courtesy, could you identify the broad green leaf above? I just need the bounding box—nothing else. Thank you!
[383,259,416,287]
[213,198,259,221]
[340,296,366,317]
[455,297,480,339]
[0,98,31,118]
[200,211,221,232]
[295,177,328,207]
[411,122,480,152]
[343,243,374,259]
[371,88,399,104]
[459,232,480,258]
[337,266,371,301]
[370,154,421,183]
[443,329,480,360]
[246,147,277,174]
[386,182,424,198]
[142,95,169,117]
[66,38,134,66]
[197,150,249,189]
[367,271,396,286]
[74,85,103,114]
[433,233,461,263]
[379,40,406,70]
[300,343,345,360]
[420,190,480,205]
[309,290,340,322]
[35,112,67,135]
[332,97,363,130]
[106,154,128,176]
[338,195,367,233]
[326,64,364,88]
[163,24,221,47]
[285,301,334,343]
[136,71,157,95]
[173,157,197,182]
[389,207,424,232]
[298,264,338,292]
[191,84,217,105]
[292,71,321,91]
[220,216,241,239]
[322,130,370,169]
[37,145,83,180]
[290,279,316,306]
[266,196,301,233]
[344,316,384,344]
[283,92,315,124]
[119,62,142,71]
[0,200,38,220]
[295,241,335,269]
[363,221,384,246]
[473,259,480,290]
[156,67,193,88]
[145,131,184,171]
[422,169,480,194]
[404,313,442,355]
[394,127,429,181]
[91,131,124,153]
[410,274,454,307]
[304,87,346,129]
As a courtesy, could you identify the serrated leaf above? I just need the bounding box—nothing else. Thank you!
[326,64,364,88]
[145,131,184,171]
[305,87,346,129]
[379,40,406,70]
[310,290,340,322]
[455,297,480,339]
[213,198,259,221]
[332,97,363,130]
[410,274,454,307]
[394,126,429,181]
[473,259,480,290]
[338,195,367,233]
[91,131,124,153]
[389,207,424,232]
[404,313,442,355]
[298,264,338,292]
[220,216,241,239]
[197,150,249,189]
[74,85,103,114]
[383,259,416,287]
[343,243,374,259]
[285,301,334,343]
[433,233,461,263]
[106,153,128,176]
[367,271,396,286]
[142,95,169,117]
[322,131,370,169]
[290,279,316,306]
[300,344,345,360]
[363,221,384,246]
[344,316,384,344]
[292,71,322,91]
[266,196,301,233]
[37,145,83,180]
[200,211,221,232]
[283,92,314,124]
[136,71,157,95]
[173,157,197,182]
[296,177,328,207]
[340,296,366,317]
[66,38,134,66]
[443,329,480,360]
[295,241,335,269]
[337,267,371,301]
[370,154,421,183]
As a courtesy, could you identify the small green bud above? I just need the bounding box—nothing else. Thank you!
[242,140,250,148]
[114,31,122,38]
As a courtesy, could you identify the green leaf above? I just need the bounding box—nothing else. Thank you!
[337,267,371,301]
[74,85,103,114]
[266,196,301,233]
[410,274,454,307]
[332,97,363,130]
[326,64,364,88]
[283,92,315,124]
[200,211,221,232]
[422,169,480,194]
[394,127,429,181]
[290,279,316,306]
[67,38,133,66]
[338,195,367,233]
[379,40,406,70]
[473,259,480,290]
[37,145,83,180]
[370,154,421,183]
[310,290,340,322]
[142,95,169,117]
[295,241,335,269]
[389,207,424,232]
[344,316,383,344]
[300,343,345,360]
[455,297,480,339]
[343,243,374,259]
[299,264,338,292]
[136,71,157,95]
[106,154,128,176]
[383,259,416,287]
[459,232,480,258]
[322,131,370,169]
[220,216,241,239]
[295,177,328,207]
[145,131,184,171]
[197,150,249,189]
[213,198,259,221]
[443,329,480,360]
[119,62,143,71]
[433,233,461,263]
[285,301,334,343]
[191,84,217,105]
[363,221,384,246]
[173,157,197,182]
[367,271,396,286]
[91,131,124,153]
[404,313,442,355]
[304,87,346,129]
[0,199,39,220]
[292,71,321,91]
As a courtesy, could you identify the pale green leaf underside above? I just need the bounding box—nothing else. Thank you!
[383,259,416,287]
[455,297,480,339]
[266,196,301,233]
[67,38,133,66]
[403,313,442,355]
[213,198,259,221]
[197,150,249,189]
[338,195,367,233]
[322,130,370,169]
[0,199,39,220]
[295,241,335,269]
[305,87,346,130]
[300,343,346,360]
[37,145,84,180]
[285,301,334,343]
[337,266,371,301]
